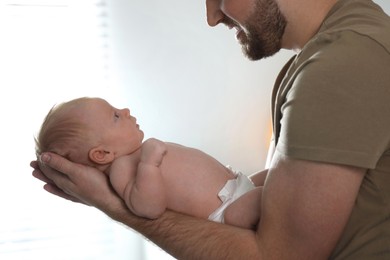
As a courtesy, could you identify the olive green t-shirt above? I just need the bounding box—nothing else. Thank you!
[272,0,390,258]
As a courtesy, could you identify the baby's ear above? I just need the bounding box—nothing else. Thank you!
[89,146,114,164]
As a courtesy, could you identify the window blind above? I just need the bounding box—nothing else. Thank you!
[0,1,146,259]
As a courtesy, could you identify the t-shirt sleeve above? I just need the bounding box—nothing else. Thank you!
[277,32,390,169]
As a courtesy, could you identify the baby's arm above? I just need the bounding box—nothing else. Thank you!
[124,138,168,219]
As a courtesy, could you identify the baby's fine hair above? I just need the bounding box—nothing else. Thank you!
[35,97,92,164]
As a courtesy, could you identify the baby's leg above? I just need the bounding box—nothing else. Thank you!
[224,186,263,230]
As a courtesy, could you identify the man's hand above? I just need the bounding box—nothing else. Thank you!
[31,152,126,216]
[31,159,84,204]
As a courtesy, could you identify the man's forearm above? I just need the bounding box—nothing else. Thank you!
[32,154,262,259]
[111,208,261,259]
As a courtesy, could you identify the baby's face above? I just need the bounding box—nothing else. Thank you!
[80,98,144,156]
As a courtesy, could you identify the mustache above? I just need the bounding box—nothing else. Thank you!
[221,16,240,28]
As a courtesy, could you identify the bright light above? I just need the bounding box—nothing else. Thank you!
[0,2,143,259]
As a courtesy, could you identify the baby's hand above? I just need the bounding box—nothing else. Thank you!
[141,138,167,166]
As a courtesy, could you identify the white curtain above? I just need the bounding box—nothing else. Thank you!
[0,1,171,259]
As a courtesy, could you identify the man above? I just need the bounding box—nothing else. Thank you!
[31,0,390,259]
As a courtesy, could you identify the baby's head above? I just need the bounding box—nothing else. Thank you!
[35,97,99,167]
[35,97,144,169]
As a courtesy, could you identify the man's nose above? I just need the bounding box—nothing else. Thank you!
[206,0,224,27]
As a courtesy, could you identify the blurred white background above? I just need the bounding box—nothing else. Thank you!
[0,0,388,259]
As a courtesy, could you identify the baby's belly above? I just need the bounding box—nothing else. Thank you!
[162,143,236,218]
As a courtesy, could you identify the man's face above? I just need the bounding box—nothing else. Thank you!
[207,0,287,60]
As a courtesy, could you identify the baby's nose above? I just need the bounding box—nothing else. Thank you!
[122,108,131,117]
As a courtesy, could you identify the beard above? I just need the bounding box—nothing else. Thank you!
[226,0,287,60]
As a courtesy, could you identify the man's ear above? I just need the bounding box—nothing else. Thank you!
[89,146,115,164]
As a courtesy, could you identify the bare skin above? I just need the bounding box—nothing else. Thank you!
[36,97,262,228]
[30,0,369,258]
[109,137,257,222]
[31,150,364,259]
[36,97,263,228]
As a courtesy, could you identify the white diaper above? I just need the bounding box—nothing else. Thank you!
[208,170,255,223]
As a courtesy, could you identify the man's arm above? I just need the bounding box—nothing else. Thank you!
[31,153,262,259]
[31,149,364,259]
[114,208,263,259]
[148,151,364,259]
[257,151,365,259]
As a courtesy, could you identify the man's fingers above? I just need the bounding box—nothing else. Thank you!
[40,152,77,178]
[32,168,54,184]
[30,160,39,170]
[31,160,55,184]
[43,184,86,205]
[32,155,93,206]
[38,153,82,190]
[32,159,81,203]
